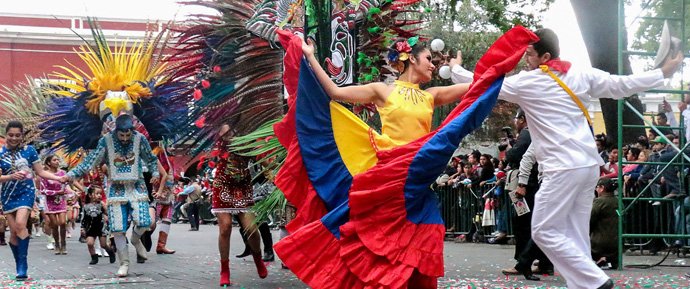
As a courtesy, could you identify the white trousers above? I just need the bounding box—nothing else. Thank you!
[531,165,609,289]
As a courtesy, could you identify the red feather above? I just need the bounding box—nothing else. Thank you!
[195,116,206,128]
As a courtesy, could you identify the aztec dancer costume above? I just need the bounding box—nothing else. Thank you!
[39,23,188,278]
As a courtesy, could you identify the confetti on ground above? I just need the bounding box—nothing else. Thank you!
[0,273,154,289]
[437,272,690,289]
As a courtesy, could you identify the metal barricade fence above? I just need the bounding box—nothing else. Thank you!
[436,182,515,240]
[623,183,690,251]
[437,176,689,250]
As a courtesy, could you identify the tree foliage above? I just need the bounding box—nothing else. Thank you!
[631,0,689,56]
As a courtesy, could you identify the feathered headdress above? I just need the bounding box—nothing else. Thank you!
[0,76,52,144]
[167,0,285,157]
[39,19,189,152]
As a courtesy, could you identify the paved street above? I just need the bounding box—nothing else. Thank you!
[0,223,689,288]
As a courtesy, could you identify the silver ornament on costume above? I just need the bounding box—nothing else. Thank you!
[220,191,232,202]
[439,66,452,79]
[431,39,445,52]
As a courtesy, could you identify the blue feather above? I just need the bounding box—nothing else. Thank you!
[39,92,103,151]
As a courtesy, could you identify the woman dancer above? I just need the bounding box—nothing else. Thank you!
[213,123,267,286]
[0,121,65,280]
[39,154,71,255]
[273,27,536,288]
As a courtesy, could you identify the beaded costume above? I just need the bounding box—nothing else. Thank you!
[211,138,254,214]
[67,132,159,232]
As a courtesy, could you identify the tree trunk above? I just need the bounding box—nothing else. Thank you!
[571,0,646,146]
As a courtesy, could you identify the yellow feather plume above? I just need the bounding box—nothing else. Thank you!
[48,31,169,115]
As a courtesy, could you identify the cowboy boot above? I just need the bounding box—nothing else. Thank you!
[155,231,175,254]
[16,237,30,280]
[252,252,268,279]
[9,242,19,279]
[60,238,67,255]
[235,247,251,258]
[219,259,231,286]
[116,246,130,277]
[131,231,148,264]
[106,247,117,264]
[89,254,99,265]
[259,223,274,262]
[141,230,153,252]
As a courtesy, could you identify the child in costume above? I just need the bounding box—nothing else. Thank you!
[82,186,116,265]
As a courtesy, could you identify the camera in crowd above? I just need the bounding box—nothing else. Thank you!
[498,127,515,152]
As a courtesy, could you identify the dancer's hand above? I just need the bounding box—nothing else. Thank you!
[301,36,316,57]
[10,172,26,181]
[661,50,683,78]
[58,175,71,183]
[448,51,463,68]
[150,176,160,186]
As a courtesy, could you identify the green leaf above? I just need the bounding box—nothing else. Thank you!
[367,26,381,34]
[407,36,420,47]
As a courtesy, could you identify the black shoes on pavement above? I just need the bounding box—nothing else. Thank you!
[597,279,614,289]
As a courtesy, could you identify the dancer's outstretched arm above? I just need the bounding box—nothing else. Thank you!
[302,38,387,106]
[427,83,471,106]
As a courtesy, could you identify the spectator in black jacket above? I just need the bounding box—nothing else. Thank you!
[505,108,530,170]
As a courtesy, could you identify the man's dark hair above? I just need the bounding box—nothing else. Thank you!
[5,120,24,133]
[470,150,481,161]
[628,147,641,160]
[656,112,667,121]
[533,28,560,59]
[515,108,526,120]
[115,114,134,132]
[637,135,650,149]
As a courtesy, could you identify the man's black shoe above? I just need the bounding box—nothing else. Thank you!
[262,251,275,262]
[515,263,539,281]
[236,248,251,258]
[597,279,613,289]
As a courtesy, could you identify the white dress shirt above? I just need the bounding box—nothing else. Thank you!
[498,67,665,172]
[451,64,474,84]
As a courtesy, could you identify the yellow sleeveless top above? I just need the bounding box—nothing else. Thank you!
[377,80,434,147]
[328,80,434,176]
